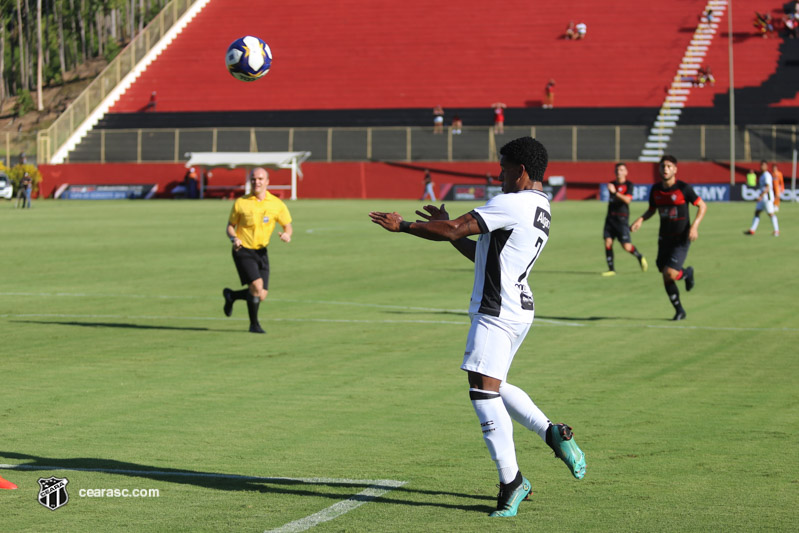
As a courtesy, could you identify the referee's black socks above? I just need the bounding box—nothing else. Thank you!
[247,295,262,329]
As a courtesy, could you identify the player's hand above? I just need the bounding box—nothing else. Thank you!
[415,204,449,222]
[688,226,699,242]
[279,232,291,243]
[369,211,404,231]
[231,237,243,251]
[630,218,642,232]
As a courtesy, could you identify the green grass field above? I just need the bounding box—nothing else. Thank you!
[1,198,797,532]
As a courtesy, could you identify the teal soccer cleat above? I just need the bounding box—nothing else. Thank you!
[547,423,586,480]
[489,474,532,517]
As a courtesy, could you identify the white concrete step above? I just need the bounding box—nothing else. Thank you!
[651,128,674,134]
[642,149,665,156]
[646,142,669,149]
[639,156,664,162]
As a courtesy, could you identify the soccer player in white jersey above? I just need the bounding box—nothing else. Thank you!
[744,160,780,237]
[369,137,585,518]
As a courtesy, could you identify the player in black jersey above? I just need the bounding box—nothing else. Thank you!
[630,155,707,320]
[602,163,647,276]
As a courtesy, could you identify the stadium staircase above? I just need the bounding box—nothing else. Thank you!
[639,0,728,162]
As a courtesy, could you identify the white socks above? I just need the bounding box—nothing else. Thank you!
[500,382,551,441]
[470,388,518,484]
[750,216,760,232]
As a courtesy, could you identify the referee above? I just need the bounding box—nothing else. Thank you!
[223,167,293,333]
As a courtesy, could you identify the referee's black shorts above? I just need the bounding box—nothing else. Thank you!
[232,246,270,288]
[603,216,631,243]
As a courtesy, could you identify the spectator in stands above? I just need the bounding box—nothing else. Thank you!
[754,12,774,38]
[451,115,463,135]
[576,21,587,39]
[433,105,445,134]
[420,169,436,201]
[703,9,714,23]
[144,91,157,112]
[695,66,715,87]
[491,102,507,134]
[543,79,556,109]
[783,13,798,38]
[565,21,577,40]
[18,151,26,166]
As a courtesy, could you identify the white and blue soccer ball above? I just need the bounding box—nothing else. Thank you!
[225,36,272,82]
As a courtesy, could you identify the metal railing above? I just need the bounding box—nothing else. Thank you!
[35,0,200,165]
[58,124,799,164]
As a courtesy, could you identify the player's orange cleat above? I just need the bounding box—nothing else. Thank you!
[0,475,18,490]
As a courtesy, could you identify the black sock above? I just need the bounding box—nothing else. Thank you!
[629,245,643,260]
[665,282,682,311]
[231,289,249,301]
[246,295,261,326]
[605,247,614,270]
[502,470,522,489]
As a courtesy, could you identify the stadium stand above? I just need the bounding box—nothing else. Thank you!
[106,0,797,119]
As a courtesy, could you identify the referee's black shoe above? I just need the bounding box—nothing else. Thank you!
[672,309,687,321]
[249,323,266,334]
[223,288,234,317]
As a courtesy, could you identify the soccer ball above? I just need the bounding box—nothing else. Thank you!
[225,36,272,82]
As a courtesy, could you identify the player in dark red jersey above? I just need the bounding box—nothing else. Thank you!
[630,155,707,320]
[602,163,647,276]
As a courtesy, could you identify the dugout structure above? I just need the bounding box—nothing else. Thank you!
[184,151,311,200]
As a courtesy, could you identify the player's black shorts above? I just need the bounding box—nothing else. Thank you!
[232,246,270,287]
[603,216,631,243]
[656,238,690,272]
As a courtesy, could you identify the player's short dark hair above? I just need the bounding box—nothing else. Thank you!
[500,137,548,182]
[760,159,768,165]
[615,162,627,172]
[659,154,678,165]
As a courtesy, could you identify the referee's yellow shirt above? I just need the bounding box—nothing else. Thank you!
[229,192,292,249]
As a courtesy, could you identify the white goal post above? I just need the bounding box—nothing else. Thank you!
[184,151,312,200]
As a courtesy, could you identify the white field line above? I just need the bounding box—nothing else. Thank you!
[2,311,798,333]
[265,482,405,533]
[0,464,406,533]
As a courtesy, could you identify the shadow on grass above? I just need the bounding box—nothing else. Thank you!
[10,319,243,333]
[0,451,495,512]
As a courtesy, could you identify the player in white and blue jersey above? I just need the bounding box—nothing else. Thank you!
[744,160,780,237]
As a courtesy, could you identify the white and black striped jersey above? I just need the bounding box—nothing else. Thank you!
[759,171,774,202]
[468,189,551,323]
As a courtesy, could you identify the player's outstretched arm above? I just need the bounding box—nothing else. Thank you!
[415,204,477,262]
[369,209,481,243]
